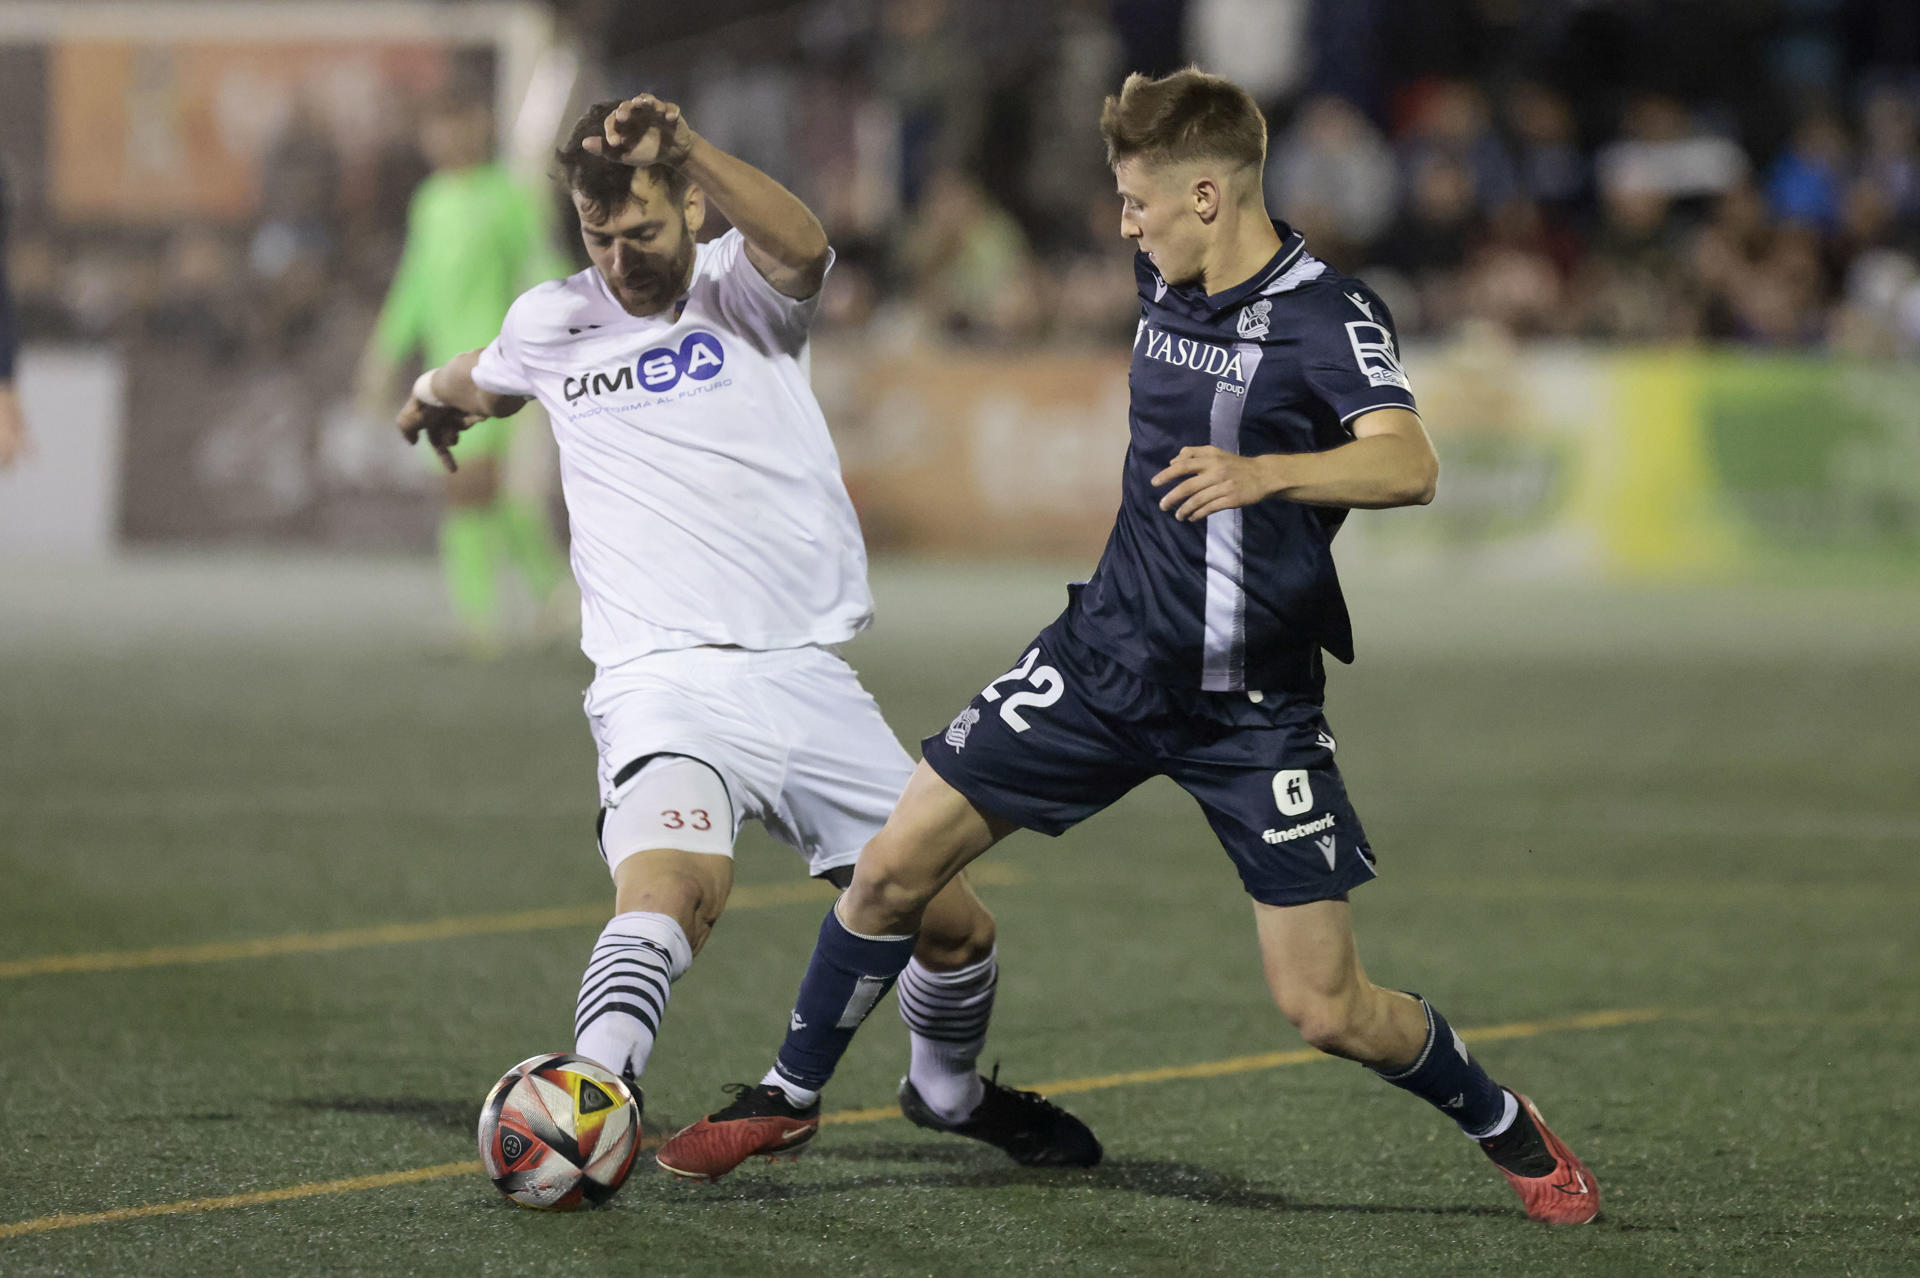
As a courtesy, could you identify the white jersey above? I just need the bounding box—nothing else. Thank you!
[471,230,872,668]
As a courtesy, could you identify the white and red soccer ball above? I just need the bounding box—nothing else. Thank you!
[477,1053,640,1209]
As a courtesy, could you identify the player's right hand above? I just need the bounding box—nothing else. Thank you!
[396,396,480,473]
[584,94,696,170]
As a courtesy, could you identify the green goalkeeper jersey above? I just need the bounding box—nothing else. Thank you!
[372,162,568,366]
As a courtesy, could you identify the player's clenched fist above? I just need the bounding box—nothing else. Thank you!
[1152,445,1276,521]
[583,94,697,169]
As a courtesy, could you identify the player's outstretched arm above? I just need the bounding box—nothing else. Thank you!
[585,94,831,300]
[395,350,528,473]
[1153,408,1438,519]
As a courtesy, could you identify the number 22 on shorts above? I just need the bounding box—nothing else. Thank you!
[980,647,1064,732]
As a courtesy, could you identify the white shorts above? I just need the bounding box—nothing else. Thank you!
[584,645,915,878]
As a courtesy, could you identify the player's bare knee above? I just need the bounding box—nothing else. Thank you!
[1277,993,1367,1059]
[914,904,996,969]
[842,865,936,935]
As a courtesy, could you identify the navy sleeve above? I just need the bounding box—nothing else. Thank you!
[1297,281,1416,426]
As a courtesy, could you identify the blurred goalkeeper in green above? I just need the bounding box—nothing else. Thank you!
[360,93,569,651]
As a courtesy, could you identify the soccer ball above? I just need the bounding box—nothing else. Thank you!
[477,1053,641,1209]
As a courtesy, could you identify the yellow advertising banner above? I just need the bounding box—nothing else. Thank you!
[820,338,1919,578]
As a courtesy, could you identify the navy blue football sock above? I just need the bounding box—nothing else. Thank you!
[1371,994,1508,1136]
[772,905,918,1092]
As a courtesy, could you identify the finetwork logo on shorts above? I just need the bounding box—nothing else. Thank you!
[944,706,981,749]
[1261,812,1335,844]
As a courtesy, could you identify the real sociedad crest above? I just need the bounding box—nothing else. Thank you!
[1237,298,1272,339]
[944,706,981,750]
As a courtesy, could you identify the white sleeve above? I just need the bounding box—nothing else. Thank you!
[470,303,535,397]
[706,228,832,355]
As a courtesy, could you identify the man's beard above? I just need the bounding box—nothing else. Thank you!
[612,240,695,313]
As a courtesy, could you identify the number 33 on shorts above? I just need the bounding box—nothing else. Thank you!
[979,647,1064,731]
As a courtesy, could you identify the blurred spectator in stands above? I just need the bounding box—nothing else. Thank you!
[1184,0,1310,110]
[1766,110,1851,230]
[1729,224,1829,344]
[1459,200,1566,338]
[1596,94,1748,205]
[1023,0,1122,253]
[0,167,28,470]
[1503,82,1589,224]
[1832,245,1920,357]
[1577,180,1694,342]
[4,229,74,343]
[1691,183,1774,338]
[1858,86,1920,237]
[1373,152,1480,333]
[1266,95,1398,267]
[900,167,1040,340]
[1048,191,1140,346]
[876,0,983,209]
[1396,80,1517,216]
[251,96,346,350]
[146,225,249,362]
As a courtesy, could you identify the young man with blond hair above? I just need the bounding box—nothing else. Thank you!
[396,94,1099,1170]
[661,68,1600,1226]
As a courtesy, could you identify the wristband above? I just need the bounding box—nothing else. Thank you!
[412,369,449,408]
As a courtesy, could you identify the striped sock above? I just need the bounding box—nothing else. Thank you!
[897,948,997,1122]
[574,911,692,1082]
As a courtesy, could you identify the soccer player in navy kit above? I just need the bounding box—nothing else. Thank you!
[659,68,1600,1225]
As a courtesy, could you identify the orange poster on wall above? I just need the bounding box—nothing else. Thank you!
[51,40,451,222]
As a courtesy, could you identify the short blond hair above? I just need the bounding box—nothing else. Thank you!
[1098,67,1268,172]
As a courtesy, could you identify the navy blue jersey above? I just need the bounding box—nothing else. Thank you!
[1065,223,1417,692]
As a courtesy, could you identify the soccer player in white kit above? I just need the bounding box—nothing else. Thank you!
[396,94,1099,1173]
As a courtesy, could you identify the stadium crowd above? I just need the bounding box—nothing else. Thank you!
[6,0,1920,362]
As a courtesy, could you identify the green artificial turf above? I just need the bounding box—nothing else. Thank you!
[1,561,1915,1275]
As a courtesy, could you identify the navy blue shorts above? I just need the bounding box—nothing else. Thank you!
[921,614,1377,907]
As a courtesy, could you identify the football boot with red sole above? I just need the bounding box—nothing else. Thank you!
[1486,1092,1600,1224]
[655,1083,820,1182]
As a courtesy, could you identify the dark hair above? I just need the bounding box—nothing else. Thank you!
[1098,68,1267,172]
[556,100,692,223]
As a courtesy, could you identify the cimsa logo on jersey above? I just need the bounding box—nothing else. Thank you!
[563,330,728,402]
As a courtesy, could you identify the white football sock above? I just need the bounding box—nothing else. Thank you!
[574,911,691,1082]
[897,948,997,1122]
[762,1067,821,1109]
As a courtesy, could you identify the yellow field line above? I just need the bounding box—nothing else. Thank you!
[0,1162,482,1239]
[822,1007,1665,1123]
[0,1004,1660,1240]
[0,865,1025,980]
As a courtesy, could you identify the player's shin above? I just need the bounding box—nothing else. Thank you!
[767,904,917,1103]
[898,947,997,1121]
[574,911,693,1084]
[1369,993,1511,1138]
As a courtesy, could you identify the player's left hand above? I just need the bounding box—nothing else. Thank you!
[1153,446,1275,521]
[584,94,697,169]
[397,396,481,474]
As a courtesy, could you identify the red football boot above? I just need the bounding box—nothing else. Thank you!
[655,1083,820,1182]
[1480,1091,1601,1224]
